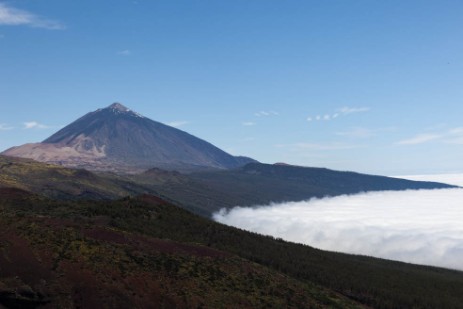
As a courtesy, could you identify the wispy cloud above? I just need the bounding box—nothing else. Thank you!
[23,121,50,129]
[337,106,370,115]
[214,182,463,271]
[444,127,463,145]
[449,127,463,135]
[307,106,369,123]
[241,137,255,142]
[277,142,360,151]
[308,114,332,122]
[397,126,463,146]
[0,123,13,130]
[336,127,396,139]
[166,120,188,128]
[0,3,65,30]
[117,50,131,56]
[242,121,256,126]
[255,111,279,117]
[397,133,441,145]
[336,127,375,139]
[445,137,463,145]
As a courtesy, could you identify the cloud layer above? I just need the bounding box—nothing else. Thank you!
[214,176,463,271]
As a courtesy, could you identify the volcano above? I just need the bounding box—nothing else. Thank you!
[2,103,255,172]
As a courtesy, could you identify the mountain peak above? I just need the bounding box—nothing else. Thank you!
[103,102,144,118]
[2,102,256,172]
[108,102,129,111]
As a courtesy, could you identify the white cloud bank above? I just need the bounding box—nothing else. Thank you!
[214,175,463,271]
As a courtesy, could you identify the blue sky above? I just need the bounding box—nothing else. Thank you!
[1,0,462,175]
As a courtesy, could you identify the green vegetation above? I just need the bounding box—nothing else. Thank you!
[0,189,359,308]
[0,155,147,199]
[1,190,463,308]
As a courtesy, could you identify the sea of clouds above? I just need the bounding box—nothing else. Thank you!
[213,174,463,271]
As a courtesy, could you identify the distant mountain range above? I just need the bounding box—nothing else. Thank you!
[0,155,455,217]
[135,162,456,215]
[2,103,255,172]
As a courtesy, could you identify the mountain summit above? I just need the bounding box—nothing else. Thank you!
[103,102,143,117]
[108,102,130,111]
[3,103,255,172]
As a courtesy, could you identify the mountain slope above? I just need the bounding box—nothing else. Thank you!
[1,155,456,217]
[1,190,463,308]
[0,155,145,199]
[133,162,456,215]
[2,103,255,172]
[0,189,361,309]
